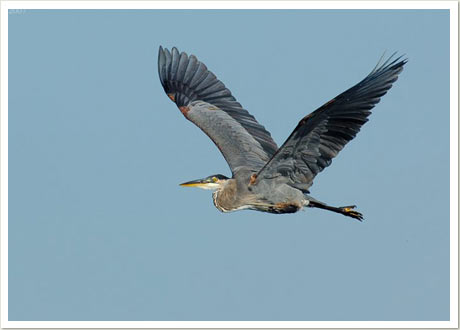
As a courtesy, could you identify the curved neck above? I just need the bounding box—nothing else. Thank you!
[212,179,236,212]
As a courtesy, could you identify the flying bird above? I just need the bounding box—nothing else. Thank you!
[158,46,406,221]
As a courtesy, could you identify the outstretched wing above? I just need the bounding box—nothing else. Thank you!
[158,46,278,175]
[254,54,407,191]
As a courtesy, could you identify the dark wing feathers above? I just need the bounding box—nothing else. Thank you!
[255,54,407,190]
[159,46,278,162]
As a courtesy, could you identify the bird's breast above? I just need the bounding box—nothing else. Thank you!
[212,179,252,212]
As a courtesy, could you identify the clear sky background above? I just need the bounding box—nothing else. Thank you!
[8,9,450,321]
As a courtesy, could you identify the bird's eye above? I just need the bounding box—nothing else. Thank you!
[212,177,218,182]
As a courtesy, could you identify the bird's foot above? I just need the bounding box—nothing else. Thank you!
[339,205,364,221]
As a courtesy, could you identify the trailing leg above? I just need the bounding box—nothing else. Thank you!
[306,197,364,221]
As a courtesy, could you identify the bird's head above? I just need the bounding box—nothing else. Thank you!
[179,174,229,190]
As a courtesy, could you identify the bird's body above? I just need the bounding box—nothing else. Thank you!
[158,46,406,220]
[212,172,308,214]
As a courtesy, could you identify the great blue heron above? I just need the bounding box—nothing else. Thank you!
[158,46,406,221]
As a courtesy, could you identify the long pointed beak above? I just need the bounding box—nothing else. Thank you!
[179,179,207,187]
[179,178,220,190]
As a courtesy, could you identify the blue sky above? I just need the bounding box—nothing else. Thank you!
[8,9,450,321]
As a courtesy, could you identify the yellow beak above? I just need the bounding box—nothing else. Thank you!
[179,179,220,190]
[179,179,207,187]
[180,182,208,188]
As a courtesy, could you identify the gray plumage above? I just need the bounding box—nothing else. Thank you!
[158,46,407,220]
[158,46,278,160]
[186,100,270,173]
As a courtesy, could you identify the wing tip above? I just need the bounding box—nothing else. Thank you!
[157,46,229,107]
[372,51,408,74]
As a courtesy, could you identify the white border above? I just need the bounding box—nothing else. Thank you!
[0,1,8,329]
[0,0,458,10]
[1,1,457,329]
[449,2,459,329]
